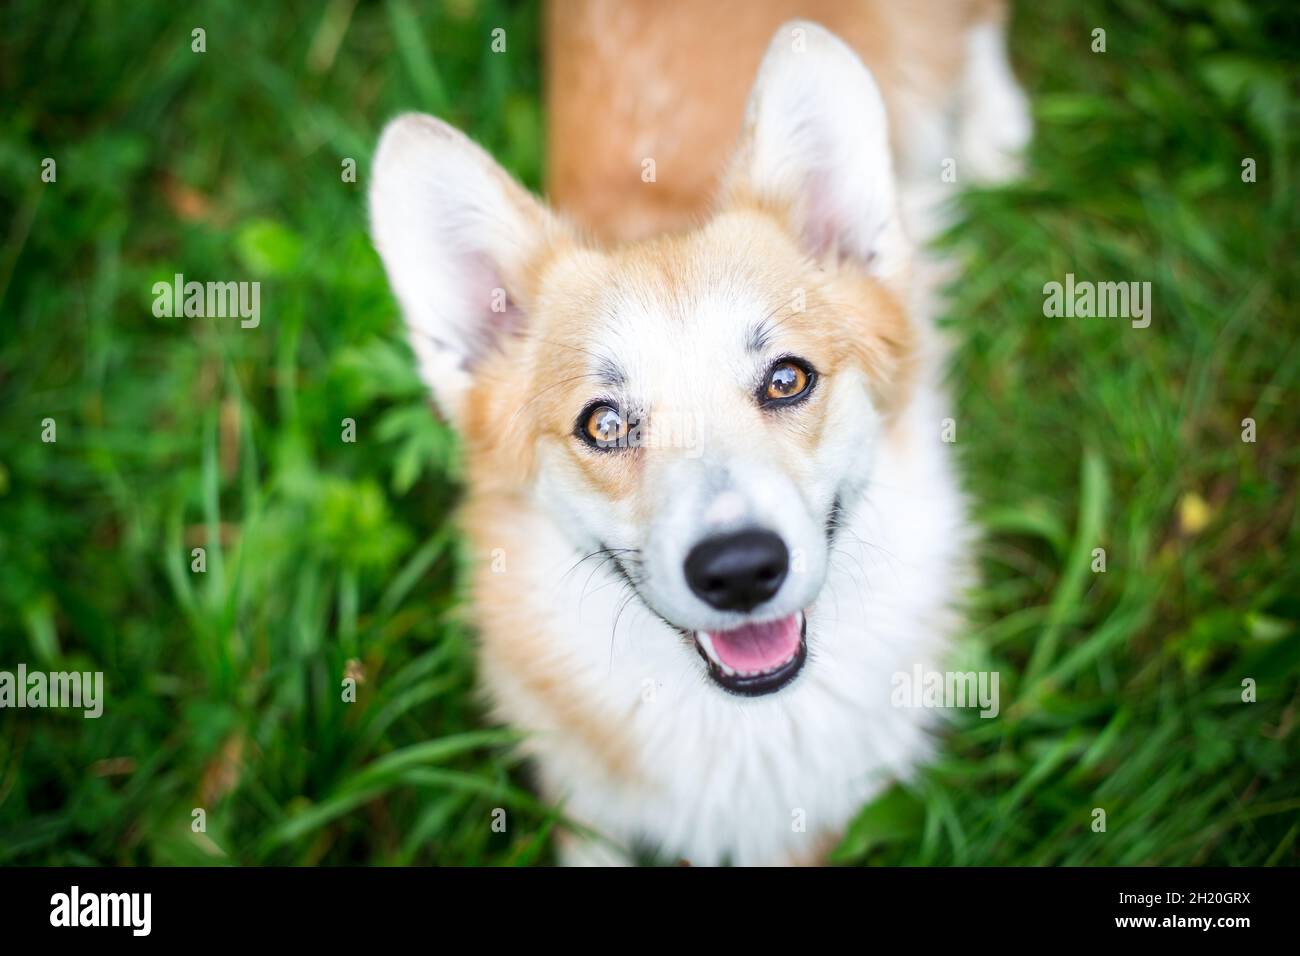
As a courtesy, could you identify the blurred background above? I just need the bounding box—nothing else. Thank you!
[0,0,1296,865]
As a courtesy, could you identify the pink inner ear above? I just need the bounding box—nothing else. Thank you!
[800,170,881,269]
[801,165,843,261]
[462,248,527,368]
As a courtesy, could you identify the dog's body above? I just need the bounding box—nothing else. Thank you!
[370,1,1030,865]
[546,0,1029,244]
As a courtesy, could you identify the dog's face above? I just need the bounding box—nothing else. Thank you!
[371,23,913,696]
[517,212,911,695]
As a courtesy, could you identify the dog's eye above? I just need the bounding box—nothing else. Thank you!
[581,404,627,449]
[763,360,813,403]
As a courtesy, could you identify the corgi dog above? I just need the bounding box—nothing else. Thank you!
[369,1,1030,865]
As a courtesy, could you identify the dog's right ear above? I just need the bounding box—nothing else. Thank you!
[721,22,909,293]
[369,113,560,426]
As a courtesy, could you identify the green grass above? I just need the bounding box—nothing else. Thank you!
[0,0,1296,866]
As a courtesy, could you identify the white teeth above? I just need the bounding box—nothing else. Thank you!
[694,632,736,676]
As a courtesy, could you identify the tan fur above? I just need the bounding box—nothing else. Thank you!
[466,519,646,785]
[547,0,1004,241]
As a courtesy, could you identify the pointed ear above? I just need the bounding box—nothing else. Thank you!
[369,113,562,425]
[722,21,909,288]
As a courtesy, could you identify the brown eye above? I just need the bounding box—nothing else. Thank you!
[583,404,627,448]
[765,361,811,402]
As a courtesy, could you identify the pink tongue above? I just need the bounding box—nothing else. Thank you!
[706,613,801,672]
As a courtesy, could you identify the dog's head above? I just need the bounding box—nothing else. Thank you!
[370,22,914,697]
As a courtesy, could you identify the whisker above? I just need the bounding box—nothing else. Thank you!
[609,586,640,672]
[560,546,638,586]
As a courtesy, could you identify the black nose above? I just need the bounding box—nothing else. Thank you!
[684,530,789,612]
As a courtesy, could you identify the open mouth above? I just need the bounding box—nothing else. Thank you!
[694,611,806,696]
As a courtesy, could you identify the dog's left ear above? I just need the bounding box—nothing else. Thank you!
[722,21,909,288]
[369,113,562,427]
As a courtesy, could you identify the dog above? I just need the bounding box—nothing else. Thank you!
[369,0,1030,865]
